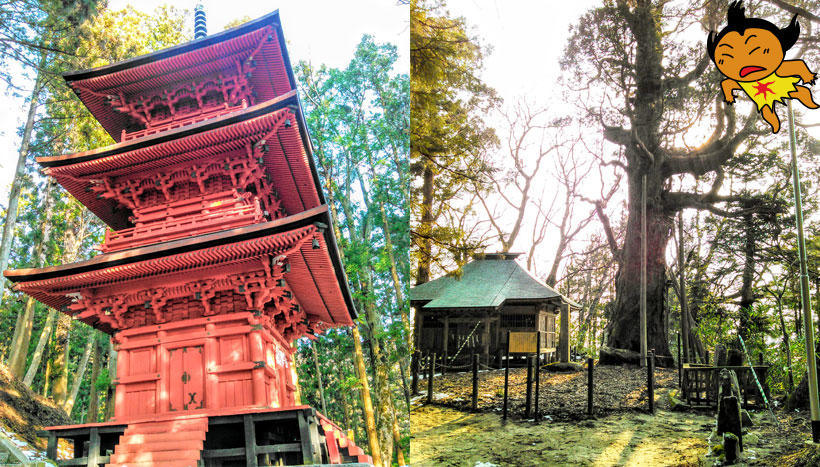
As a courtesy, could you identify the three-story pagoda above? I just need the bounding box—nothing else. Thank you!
[4,10,371,467]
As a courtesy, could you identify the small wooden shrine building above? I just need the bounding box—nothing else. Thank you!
[410,253,578,367]
[4,9,371,467]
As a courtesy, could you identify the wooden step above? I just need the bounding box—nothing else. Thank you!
[109,449,202,463]
[357,454,374,464]
[347,444,364,456]
[119,430,207,444]
[114,439,203,453]
[124,418,208,434]
[107,462,196,467]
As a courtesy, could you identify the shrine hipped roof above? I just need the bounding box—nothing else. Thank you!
[38,91,324,230]
[4,206,356,331]
[64,10,294,142]
[409,255,580,310]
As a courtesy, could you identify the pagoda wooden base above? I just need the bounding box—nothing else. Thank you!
[39,406,373,467]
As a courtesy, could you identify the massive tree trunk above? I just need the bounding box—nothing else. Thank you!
[592,2,754,360]
[8,176,57,377]
[605,172,672,357]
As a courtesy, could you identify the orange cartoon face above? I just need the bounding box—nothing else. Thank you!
[713,27,784,82]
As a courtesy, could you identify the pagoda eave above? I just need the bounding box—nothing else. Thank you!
[63,9,296,143]
[37,91,323,230]
[5,206,356,332]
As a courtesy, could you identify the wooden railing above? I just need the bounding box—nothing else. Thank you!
[101,201,264,252]
[682,364,770,409]
[122,102,246,141]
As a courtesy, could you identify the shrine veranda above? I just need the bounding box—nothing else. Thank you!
[4,10,372,466]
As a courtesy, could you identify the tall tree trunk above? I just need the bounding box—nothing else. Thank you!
[379,199,410,337]
[397,353,411,413]
[678,213,690,363]
[777,300,794,392]
[51,314,72,406]
[341,391,353,435]
[42,331,54,396]
[737,212,756,342]
[8,176,57,377]
[64,334,94,413]
[360,271,395,464]
[86,339,102,422]
[22,309,56,386]
[0,70,44,304]
[390,406,406,466]
[350,326,383,467]
[312,340,328,415]
[23,208,89,386]
[415,163,434,285]
[606,173,671,357]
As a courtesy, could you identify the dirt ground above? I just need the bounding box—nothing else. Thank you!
[0,362,70,447]
[423,365,679,418]
[411,364,816,466]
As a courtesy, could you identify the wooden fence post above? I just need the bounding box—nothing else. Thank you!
[677,333,682,389]
[442,346,447,376]
[648,349,655,414]
[534,332,541,421]
[87,427,100,467]
[427,352,436,404]
[587,357,594,417]
[411,351,419,396]
[472,353,479,412]
[525,355,533,418]
[503,331,510,420]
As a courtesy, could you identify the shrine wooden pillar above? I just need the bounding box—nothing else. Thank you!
[250,326,267,407]
[289,345,301,406]
[157,330,169,412]
[204,322,219,409]
[114,338,129,420]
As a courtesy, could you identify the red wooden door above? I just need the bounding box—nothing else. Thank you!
[169,346,205,412]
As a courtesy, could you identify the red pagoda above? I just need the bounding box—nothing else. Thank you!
[4,10,372,467]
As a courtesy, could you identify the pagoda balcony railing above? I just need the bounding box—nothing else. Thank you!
[101,201,264,252]
[131,189,250,225]
[121,101,247,142]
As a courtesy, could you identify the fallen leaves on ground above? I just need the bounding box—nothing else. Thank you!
[424,363,676,420]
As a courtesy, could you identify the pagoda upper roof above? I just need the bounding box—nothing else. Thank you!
[64,10,294,142]
[39,91,324,230]
[4,205,356,330]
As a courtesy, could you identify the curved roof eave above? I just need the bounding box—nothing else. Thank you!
[62,10,294,90]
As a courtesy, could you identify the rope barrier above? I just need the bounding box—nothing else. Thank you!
[737,335,781,429]
[450,321,482,362]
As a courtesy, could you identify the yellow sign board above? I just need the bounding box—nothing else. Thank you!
[509,331,540,353]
